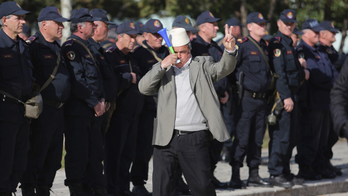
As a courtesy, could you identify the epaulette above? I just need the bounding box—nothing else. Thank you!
[275,37,281,42]
[106,45,117,53]
[25,36,37,44]
[132,45,140,52]
[237,37,248,43]
[63,39,74,47]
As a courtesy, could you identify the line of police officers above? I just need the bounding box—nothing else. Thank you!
[0,1,346,196]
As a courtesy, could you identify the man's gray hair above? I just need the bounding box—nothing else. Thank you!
[108,30,118,41]
[70,22,86,33]
[38,21,43,28]
[187,42,192,50]
[0,15,13,26]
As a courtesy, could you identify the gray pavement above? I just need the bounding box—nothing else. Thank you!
[15,139,348,196]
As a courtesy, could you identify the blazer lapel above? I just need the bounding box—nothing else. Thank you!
[189,60,200,91]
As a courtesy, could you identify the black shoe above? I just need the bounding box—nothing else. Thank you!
[247,175,272,187]
[313,166,336,179]
[298,166,322,181]
[91,188,108,196]
[22,187,36,196]
[120,191,136,196]
[268,175,294,188]
[36,186,51,196]
[211,176,228,189]
[68,184,84,196]
[228,179,246,189]
[326,161,343,176]
[284,173,305,185]
[220,146,231,163]
[132,185,151,196]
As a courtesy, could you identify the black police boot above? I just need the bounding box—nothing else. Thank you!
[284,173,305,185]
[36,186,51,196]
[68,183,84,196]
[220,146,231,163]
[298,165,322,181]
[326,160,343,176]
[211,176,228,189]
[0,192,12,196]
[247,168,272,187]
[132,185,151,196]
[21,186,36,196]
[175,176,191,195]
[91,188,108,196]
[268,174,294,188]
[313,165,336,179]
[228,165,246,189]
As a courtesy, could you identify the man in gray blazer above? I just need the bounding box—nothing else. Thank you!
[138,26,237,196]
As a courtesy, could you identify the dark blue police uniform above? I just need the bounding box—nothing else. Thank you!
[20,7,70,194]
[61,8,106,195]
[104,21,144,195]
[131,19,169,190]
[0,2,32,194]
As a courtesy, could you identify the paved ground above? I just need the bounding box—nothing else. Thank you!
[15,139,348,196]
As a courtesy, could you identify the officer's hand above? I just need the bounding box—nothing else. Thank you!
[304,69,310,80]
[283,97,294,112]
[298,58,307,69]
[94,101,105,117]
[220,91,229,104]
[223,24,236,52]
[131,72,137,84]
[161,53,178,69]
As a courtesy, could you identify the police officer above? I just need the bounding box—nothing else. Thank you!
[191,11,229,189]
[100,24,118,49]
[104,21,144,196]
[172,15,198,41]
[131,19,169,196]
[20,6,70,196]
[18,24,31,40]
[218,17,244,49]
[88,8,118,143]
[268,9,308,188]
[61,8,107,196]
[228,12,271,189]
[295,19,338,180]
[318,21,344,176]
[0,2,32,195]
[290,26,304,48]
[134,22,145,46]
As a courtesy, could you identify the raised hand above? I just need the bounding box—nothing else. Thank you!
[223,24,236,51]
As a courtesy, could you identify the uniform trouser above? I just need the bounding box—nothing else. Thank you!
[153,130,216,196]
[229,96,267,169]
[324,122,339,161]
[100,110,109,145]
[64,115,104,189]
[104,113,139,194]
[130,109,155,186]
[0,118,30,193]
[295,110,331,168]
[21,105,64,188]
[268,95,299,176]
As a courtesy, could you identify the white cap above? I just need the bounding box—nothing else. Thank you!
[169,28,190,47]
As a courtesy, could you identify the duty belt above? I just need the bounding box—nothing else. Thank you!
[1,94,27,104]
[44,99,65,109]
[242,89,266,99]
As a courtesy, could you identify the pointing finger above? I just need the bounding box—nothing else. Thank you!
[224,24,229,36]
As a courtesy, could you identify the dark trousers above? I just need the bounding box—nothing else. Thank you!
[230,96,266,169]
[131,110,155,186]
[295,110,331,167]
[105,113,139,194]
[268,96,299,176]
[324,122,339,161]
[21,105,64,188]
[0,118,30,193]
[64,115,104,189]
[222,95,236,148]
[153,130,216,196]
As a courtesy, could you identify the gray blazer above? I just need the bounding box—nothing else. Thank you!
[138,50,237,146]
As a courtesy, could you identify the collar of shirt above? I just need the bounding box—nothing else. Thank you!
[195,34,219,48]
[248,34,267,46]
[0,29,19,48]
[88,37,104,54]
[36,30,60,55]
[70,34,89,46]
[300,39,317,52]
[174,56,192,71]
[276,30,293,47]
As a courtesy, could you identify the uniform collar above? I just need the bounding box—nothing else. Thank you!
[36,31,60,48]
[299,39,317,51]
[70,34,89,46]
[142,40,167,53]
[195,34,218,47]
[0,29,19,48]
[88,37,103,52]
[276,30,293,47]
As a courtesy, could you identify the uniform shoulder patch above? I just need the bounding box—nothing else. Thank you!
[237,37,248,43]
[106,46,117,53]
[63,39,74,47]
[275,37,281,42]
[25,36,37,44]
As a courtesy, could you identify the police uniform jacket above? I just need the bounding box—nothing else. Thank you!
[88,38,118,103]
[233,36,270,93]
[26,31,71,102]
[296,40,338,110]
[191,35,228,97]
[105,44,143,117]
[268,31,305,100]
[0,29,34,123]
[318,42,346,72]
[133,41,169,111]
[61,34,104,117]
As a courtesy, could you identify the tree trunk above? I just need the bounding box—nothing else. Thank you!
[339,3,348,53]
[266,0,276,34]
[324,0,332,20]
[61,0,72,43]
[240,0,247,37]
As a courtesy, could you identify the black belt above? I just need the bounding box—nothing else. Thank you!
[174,129,206,136]
[44,99,65,109]
[243,89,266,99]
